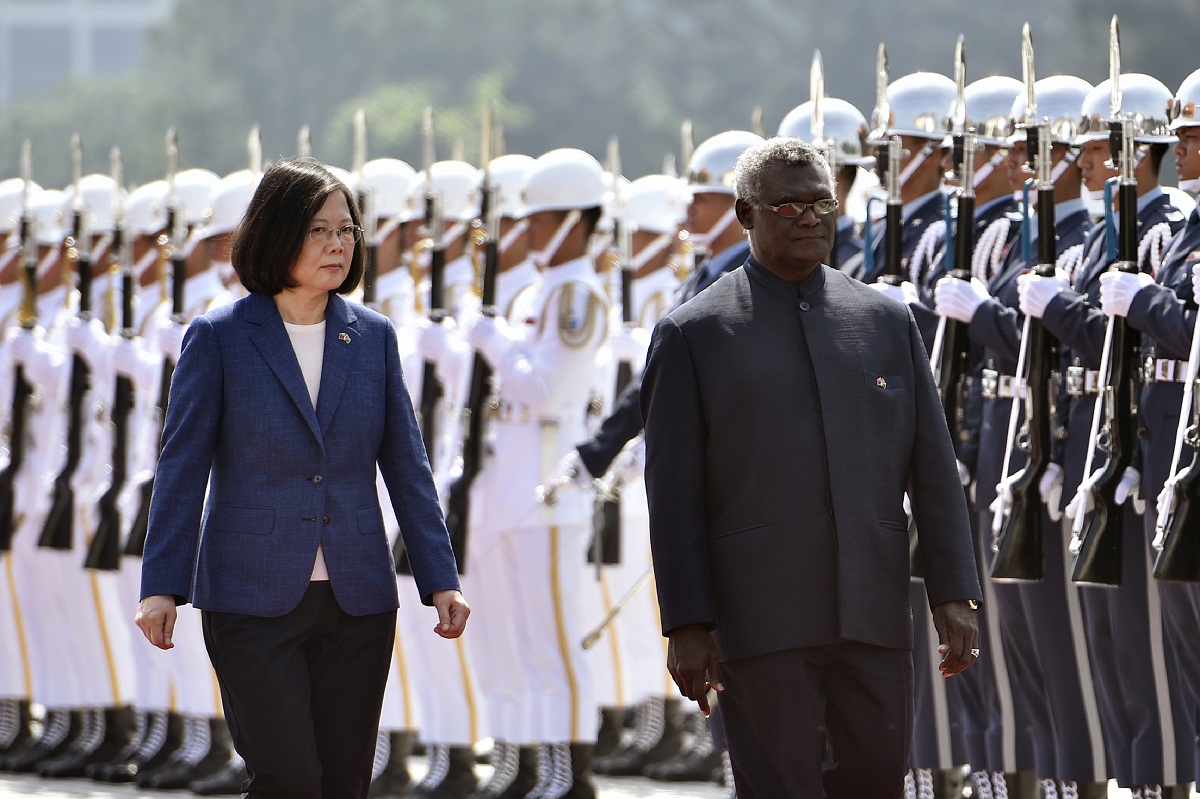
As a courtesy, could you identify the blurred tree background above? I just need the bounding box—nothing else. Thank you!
[0,0,1195,187]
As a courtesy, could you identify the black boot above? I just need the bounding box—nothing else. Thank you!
[1064,781,1111,799]
[368,729,416,798]
[593,707,624,759]
[189,758,249,795]
[137,715,232,788]
[1,707,83,772]
[593,697,685,776]
[541,742,596,799]
[93,709,184,782]
[995,770,1037,799]
[494,745,540,799]
[38,705,138,777]
[467,739,518,799]
[644,713,721,781]
[0,699,33,756]
[409,744,478,798]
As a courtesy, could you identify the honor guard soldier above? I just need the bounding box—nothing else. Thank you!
[856,70,955,287]
[1108,66,1200,787]
[777,96,876,268]
[1020,71,1192,797]
[459,147,610,799]
[940,73,1109,798]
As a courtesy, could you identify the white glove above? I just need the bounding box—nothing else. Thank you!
[607,326,651,368]
[1066,470,1098,522]
[549,449,592,489]
[465,311,516,368]
[1039,462,1064,522]
[935,276,991,324]
[1114,465,1145,515]
[869,279,920,305]
[157,322,185,363]
[415,316,454,363]
[957,459,970,487]
[1192,262,1200,307]
[1156,478,1177,528]
[1099,271,1154,317]
[989,472,1019,528]
[1017,272,1065,319]
[110,337,139,378]
[65,316,108,363]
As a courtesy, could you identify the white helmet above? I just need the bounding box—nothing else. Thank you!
[0,178,39,232]
[361,158,418,220]
[30,189,66,246]
[1008,75,1094,145]
[199,169,261,240]
[879,72,955,140]
[483,154,535,219]
[173,168,222,226]
[685,131,765,195]
[126,180,169,236]
[777,98,874,167]
[408,160,482,223]
[62,173,127,233]
[959,76,1023,146]
[1169,68,1200,132]
[1075,74,1176,145]
[623,174,688,236]
[521,149,609,215]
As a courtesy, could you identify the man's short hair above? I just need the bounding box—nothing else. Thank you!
[232,158,365,296]
[733,137,836,206]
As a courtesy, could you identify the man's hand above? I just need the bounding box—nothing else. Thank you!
[666,624,724,717]
[933,600,980,677]
[136,595,178,651]
[431,589,470,639]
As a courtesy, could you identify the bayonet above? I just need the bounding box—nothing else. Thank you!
[680,118,694,173]
[248,125,262,175]
[870,43,890,138]
[811,50,827,155]
[298,125,312,159]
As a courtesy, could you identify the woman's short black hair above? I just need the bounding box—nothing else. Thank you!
[231,158,364,296]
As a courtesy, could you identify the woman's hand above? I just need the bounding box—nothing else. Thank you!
[136,595,178,650]
[431,589,470,639]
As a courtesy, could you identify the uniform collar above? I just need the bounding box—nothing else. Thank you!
[540,255,596,293]
[185,268,228,309]
[633,266,680,313]
[375,267,414,302]
[905,190,943,222]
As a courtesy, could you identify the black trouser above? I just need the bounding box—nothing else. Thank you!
[202,582,396,799]
[719,640,912,799]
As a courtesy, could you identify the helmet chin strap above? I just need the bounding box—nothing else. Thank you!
[531,210,581,268]
[36,247,59,280]
[499,219,529,255]
[688,206,738,250]
[898,142,936,187]
[972,150,1009,188]
[133,246,159,282]
[629,233,674,272]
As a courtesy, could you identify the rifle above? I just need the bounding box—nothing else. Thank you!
[991,32,1057,581]
[1151,314,1200,582]
[810,50,839,269]
[588,137,630,574]
[397,107,446,574]
[443,103,498,576]
[125,129,185,557]
[40,135,92,550]
[84,147,133,572]
[0,141,39,552]
[1069,20,1137,587]
[353,109,378,307]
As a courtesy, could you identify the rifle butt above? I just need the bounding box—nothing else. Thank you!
[37,479,74,550]
[990,492,1044,582]
[1071,499,1122,586]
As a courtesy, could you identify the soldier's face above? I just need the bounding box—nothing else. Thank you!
[1174,127,1200,182]
[1077,140,1116,193]
[686,192,734,239]
[1005,141,1033,193]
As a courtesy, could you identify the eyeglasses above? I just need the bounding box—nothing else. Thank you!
[758,198,839,218]
[307,224,363,245]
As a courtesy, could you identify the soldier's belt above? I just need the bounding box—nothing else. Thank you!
[980,368,1025,400]
[1141,356,1190,384]
[1065,366,1101,397]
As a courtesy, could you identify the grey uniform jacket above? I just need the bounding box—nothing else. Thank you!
[641,259,981,662]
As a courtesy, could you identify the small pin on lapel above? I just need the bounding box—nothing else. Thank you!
[876,376,887,389]
[338,332,352,344]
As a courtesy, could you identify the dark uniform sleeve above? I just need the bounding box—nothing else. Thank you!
[576,375,643,479]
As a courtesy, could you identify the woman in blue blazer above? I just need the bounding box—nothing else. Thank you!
[136,158,467,799]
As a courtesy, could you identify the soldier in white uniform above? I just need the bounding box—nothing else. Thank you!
[461,148,610,799]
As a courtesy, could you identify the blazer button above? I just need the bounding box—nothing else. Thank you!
[322,515,330,524]
[798,300,811,312]
[312,475,324,484]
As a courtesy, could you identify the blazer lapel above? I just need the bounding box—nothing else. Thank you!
[316,294,361,437]
[246,292,324,446]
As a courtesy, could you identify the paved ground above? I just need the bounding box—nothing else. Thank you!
[5,771,1198,798]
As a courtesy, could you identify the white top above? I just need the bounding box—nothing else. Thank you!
[284,318,329,581]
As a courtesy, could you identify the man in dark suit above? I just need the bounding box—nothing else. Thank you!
[640,136,982,798]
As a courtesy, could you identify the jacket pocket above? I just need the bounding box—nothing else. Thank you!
[878,519,909,533]
[863,370,906,391]
[210,504,275,536]
[357,504,386,536]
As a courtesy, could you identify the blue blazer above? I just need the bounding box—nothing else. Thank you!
[140,292,460,617]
